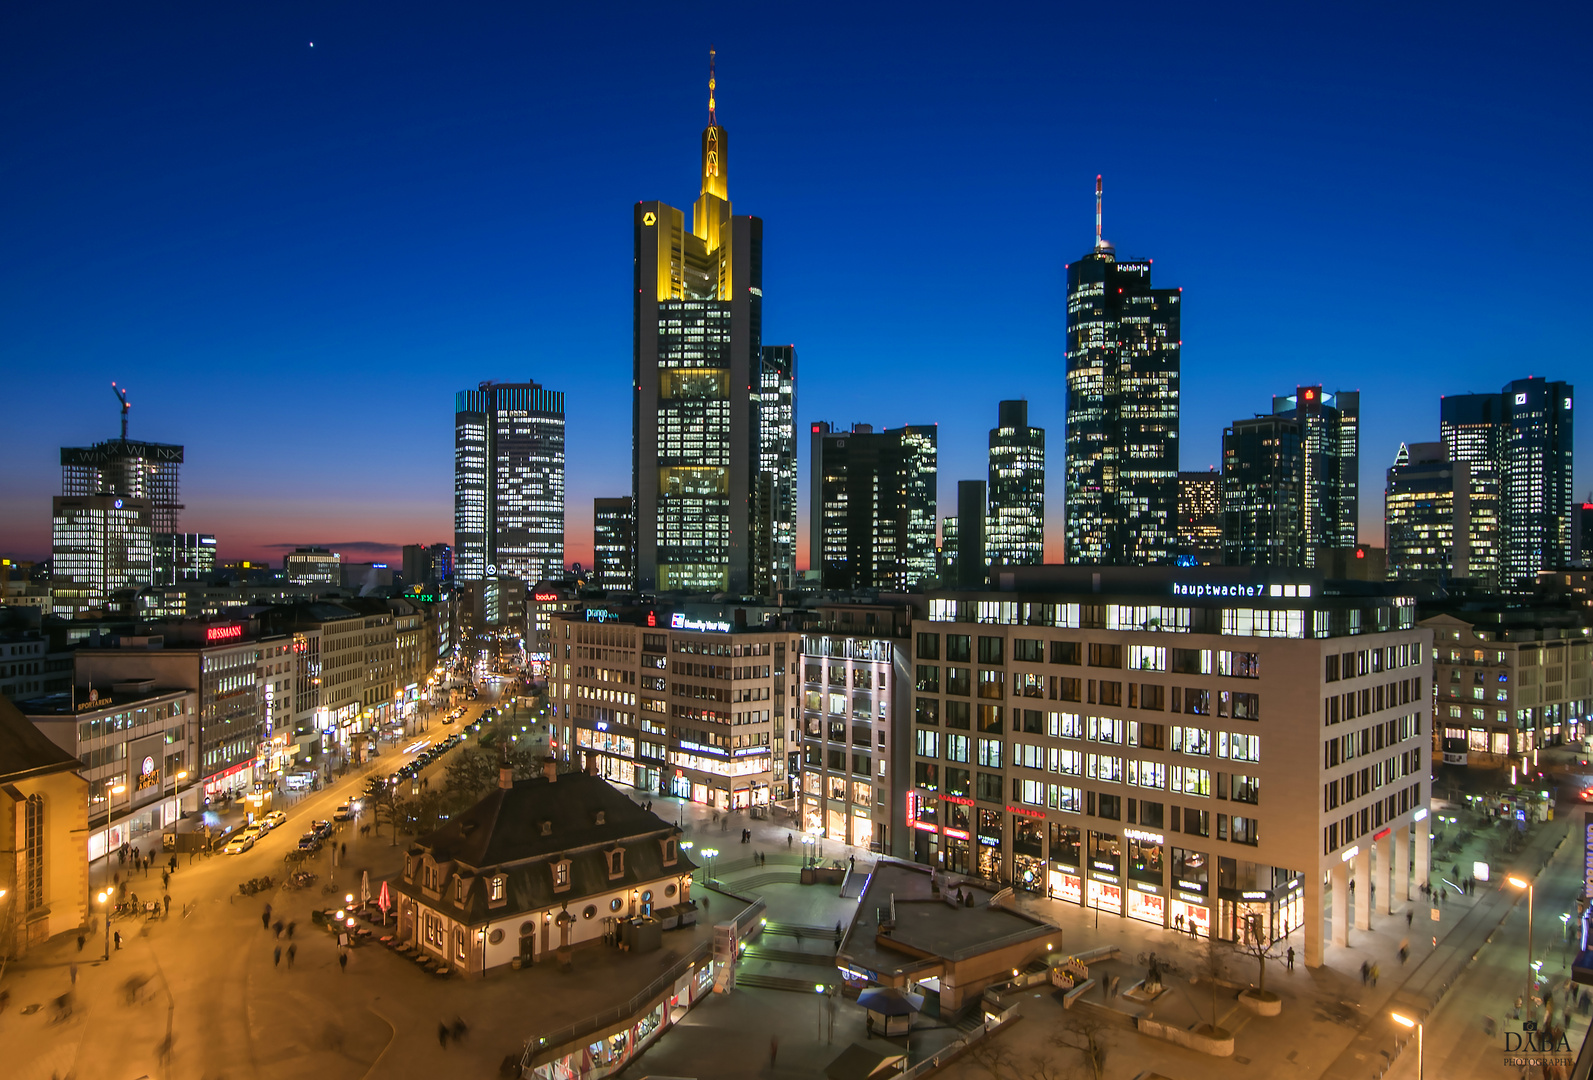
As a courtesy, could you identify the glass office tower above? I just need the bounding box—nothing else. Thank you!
[1272,386,1359,560]
[1384,442,1499,590]
[1064,181,1180,565]
[810,422,938,590]
[1221,416,1304,566]
[61,438,184,535]
[759,345,798,590]
[987,400,1045,566]
[593,497,636,592]
[1440,378,1574,589]
[454,381,566,585]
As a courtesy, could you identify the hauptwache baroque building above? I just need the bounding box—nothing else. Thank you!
[906,566,1432,969]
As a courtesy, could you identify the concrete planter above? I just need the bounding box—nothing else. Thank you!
[1136,1017,1235,1056]
[1238,989,1282,1016]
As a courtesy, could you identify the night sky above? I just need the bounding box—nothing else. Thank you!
[3,3,1589,570]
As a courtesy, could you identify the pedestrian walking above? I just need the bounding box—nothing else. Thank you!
[1370,962,1380,988]
[76,933,86,952]
[769,1035,779,1067]
[438,1022,449,1048]
[274,919,285,938]
[164,894,171,914]
[70,961,78,986]
[1360,960,1370,985]
[339,950,348,973]
[287,943,296,968]
[340,842,347,860]
[1286,947,1295,971]
[451,1017,469,1042]
[1406,910,1413,929]
[274,946,281,968]
[787,832,793,849]
[162,871,169,890]
[262,910,271,930]
[114,930,122,951]
[287,921,296,939]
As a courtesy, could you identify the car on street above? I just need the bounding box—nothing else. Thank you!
[221,830,259,855]
[312,819,334,838]
[260,810,288,830]
[297,831,322,851]
[333,802,357,821]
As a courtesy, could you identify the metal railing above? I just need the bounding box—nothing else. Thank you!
[898,1002,1022,1079]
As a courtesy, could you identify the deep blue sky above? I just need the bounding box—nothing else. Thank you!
[3,2,1589,568]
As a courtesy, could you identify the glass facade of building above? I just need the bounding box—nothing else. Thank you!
[453,381,566,586]
[61,438,184,536]
[1064,239,1180,566]
[1384,442,1499,590]
[1221,417,1304,566]
[759,345,797,590]
[1271,387,1359,559]
[988,400,1045,567]
[51,495,154,615]
[593,497,636,592]
[1176,471,1222,566]
[810,423,938,591]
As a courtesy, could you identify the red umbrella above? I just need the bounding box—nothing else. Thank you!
[377,879,392,915]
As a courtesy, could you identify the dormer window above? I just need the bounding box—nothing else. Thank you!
[489,875,506,902]
[540,820,553,837]
[552,859,571,892]
[662,838,678,867]
[454,878,465,903]
[606,848,625,880]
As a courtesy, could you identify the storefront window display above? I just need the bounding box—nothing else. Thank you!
[1126,886,1164,926]
[1126,830,1163,885]
[1015,854,1045,893]
[1169,898,1210,936]
[1087,830,1120,876]
[1012,815,1043,857]
[1049,869,1082,904]
[945,835,971,875]
[1087,878,1122,916]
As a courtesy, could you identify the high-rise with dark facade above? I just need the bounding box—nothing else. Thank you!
[454,380,566,585]
[759,345,797,590]
[1222,416,1304,566]
[1064,179,1180,565]
[987,400,1044,566]
[810,422,937,590]
[633,60,764,593]
[1440,378,1575,588]
[593,497,636,592]
[1272,386,1359,559]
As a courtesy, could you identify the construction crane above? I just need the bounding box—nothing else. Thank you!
[112,381,130,440]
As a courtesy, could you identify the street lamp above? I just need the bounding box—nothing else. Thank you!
[1509,875,1535,1007]
[1391,1011,1422,1080]
[96,890,110,960]
[702,847,719,885]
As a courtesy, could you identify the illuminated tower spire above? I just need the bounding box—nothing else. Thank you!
[699,47,728,203]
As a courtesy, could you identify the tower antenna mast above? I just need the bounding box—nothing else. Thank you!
[708,46,717,125]
[1095,175,1104,249]
[111,381,130,440]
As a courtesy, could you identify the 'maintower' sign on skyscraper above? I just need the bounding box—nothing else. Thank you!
[1064,177,1181,565]
[633,56,765,593]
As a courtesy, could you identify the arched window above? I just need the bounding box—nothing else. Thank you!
[24,794,44,912]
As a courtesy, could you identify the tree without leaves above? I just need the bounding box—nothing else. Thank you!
[1049,1010,1109,1080]
[1229,911,1287,997]
[967,1040,1016,1080]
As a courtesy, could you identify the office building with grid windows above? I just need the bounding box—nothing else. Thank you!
[905,566,1430,970]
[810,423,939,591]
[454,381,566,586]
[987,400,1045,568]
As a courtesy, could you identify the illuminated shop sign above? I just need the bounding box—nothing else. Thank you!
[671,613,731,633]
[1006,805,1045,820]
[1124,829,1165,844]
[206,624,244,642]
[585,609,618,622]
[1172,582,1264,597]
[943,828,969,840]
[533,593,561,602]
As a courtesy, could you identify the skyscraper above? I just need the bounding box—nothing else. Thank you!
[759,345,798,590]
[61,394,184,536]
[1221,416,1303,566]
[51,495,154,615]
[810,422,937,590]
[956,480,988,588]
[1440,378,1575,588]
[1384,442,1499,590]
[593,497,636,592]
[987,400,1044,566]
[1176,470,1222,566]
[1064,178,1180,565]
[1272,386,1359,558]
[153,532,216,585]
[634,57,763,593]
[454,380,566,586]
